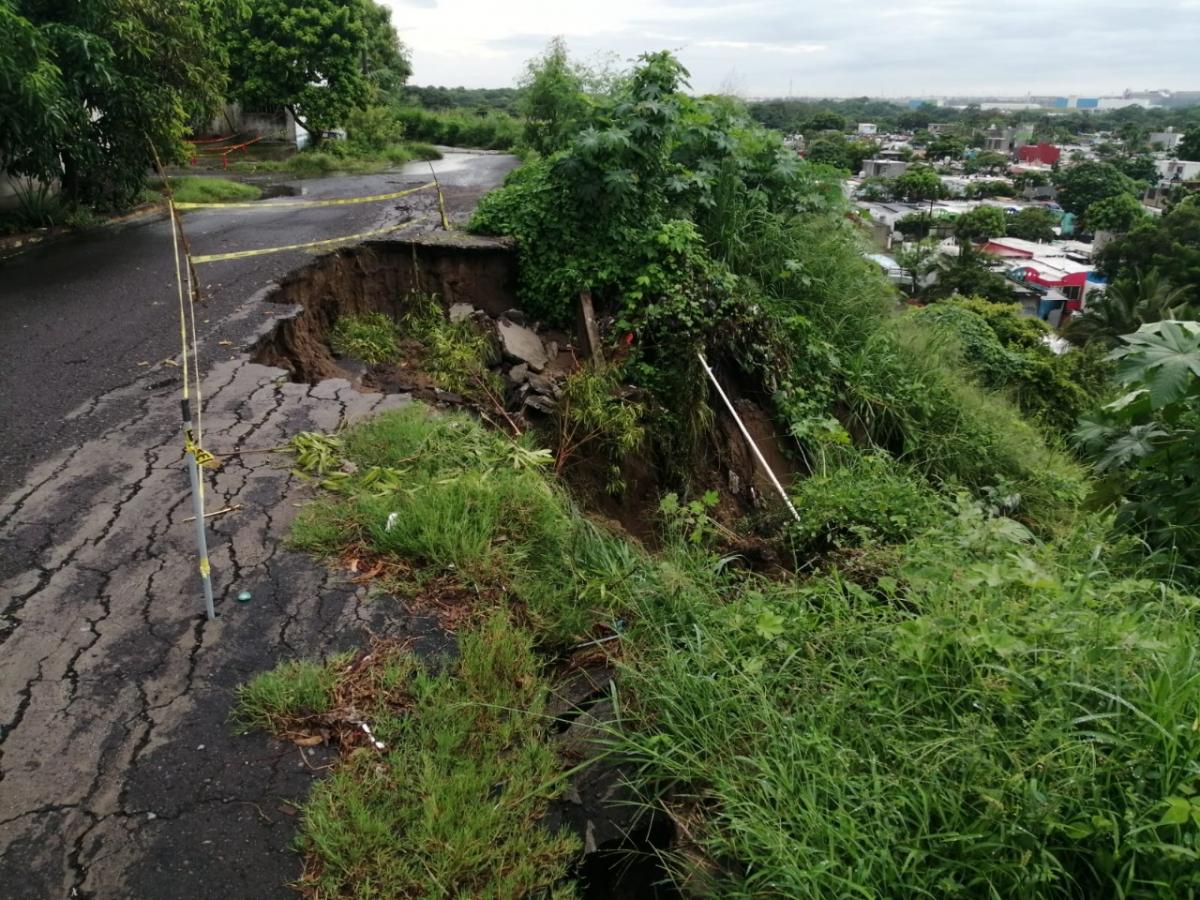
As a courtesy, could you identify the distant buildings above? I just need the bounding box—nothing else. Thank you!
[1148,128,1185,151]
[857,123,878,136]
[861,158,910,178]
[1017,143,1062,166]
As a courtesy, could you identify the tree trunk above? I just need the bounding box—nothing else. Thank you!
[60,151,81,209]
[290,107,321,149]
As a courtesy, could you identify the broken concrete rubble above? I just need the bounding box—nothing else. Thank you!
[448,303,475,323]
[496,319,549,371]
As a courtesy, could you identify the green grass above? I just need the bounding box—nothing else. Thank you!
[236,613,578,898]
[158,176,261,204]
[228,141,444,177]
[274,403,1200,898]
[291,404,628,641]
[233,659,339,732]
[329,312,399,365]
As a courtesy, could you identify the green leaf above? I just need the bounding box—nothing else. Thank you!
[754,609,785,641]
[1112,321,1200,409]
[1160,796,1193,826]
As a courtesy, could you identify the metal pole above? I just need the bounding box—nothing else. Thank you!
[697,352,801,523]
[183,401,216,620]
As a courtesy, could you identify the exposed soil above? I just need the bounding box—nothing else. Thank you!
[244,233,811,895]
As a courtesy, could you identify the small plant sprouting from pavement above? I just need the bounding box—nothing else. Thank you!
[235,617,578,898]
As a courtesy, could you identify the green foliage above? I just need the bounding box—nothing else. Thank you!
[243,613,578,898]
[619,506,1200,897]
[1099,196,1200,303]
[1066,269,1195,348]
[658,489,720,546]
[394,105,521,149]
[398,292,501,399]
[160,176,260,204]
[233,659,337,732]
[1084,192,1148,233]
[788,452,943,555]
[344,105,405,152]
[954,205,1007,244]
[1054,161,1139,217]
[1007,206,1059,242]
[290,405,632,641]
[893,164,945,201]
[518,36,590,156]
[926,133,966,160]
[553,364,645,490]
[2,0,232,210]
[962,179,1013,199]
[1178,127,1200,162]
[927,245,1017,303]
[224,0,371,145]
[1076,320,1200,569]
[965,150,1010,174]
[329,312,399,364]
[913,299,1100,434]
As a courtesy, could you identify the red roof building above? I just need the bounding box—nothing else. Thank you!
[1017,143,1062,166]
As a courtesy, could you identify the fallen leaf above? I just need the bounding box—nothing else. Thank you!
[292,734,324,747]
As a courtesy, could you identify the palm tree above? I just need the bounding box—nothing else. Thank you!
[1065,268,1194,347]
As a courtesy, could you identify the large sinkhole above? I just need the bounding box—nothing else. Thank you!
[250,234,683,898]
[252,233,523,385]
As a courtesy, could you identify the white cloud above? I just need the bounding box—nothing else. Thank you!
[379,0,1200,95]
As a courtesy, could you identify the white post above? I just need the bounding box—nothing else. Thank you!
[182,408,216,620]
[698,352,801,523]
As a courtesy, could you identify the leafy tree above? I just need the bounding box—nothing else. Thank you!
[927,245,1013,303]
[856,176,895,201]
[953,206,1006,245]
[1006,207,1058,242]
[894,240,938,293]
[1,0,230,210]
[1075,320,1200,566]
[1083,193,1147,234]
[926,134,965,161]
[518,37,589,157]
[846,140,881,175]
[1116,154,1158,184]
[1053,161,1137,216]
[225,0,372,147]
[1098,196,1200,299]
[802,110,845,136]
[357,0,411,97]
[805,135,850,170]
[1065,269,1194,348]
[965,151,1009,174]
[964,180,1014,199]
[1179,127,1200,162]
[893,165,944,202]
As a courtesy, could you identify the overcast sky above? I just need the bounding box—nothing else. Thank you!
[381,0,1199,97]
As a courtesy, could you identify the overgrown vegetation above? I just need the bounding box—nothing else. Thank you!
[157,176,261,205]
[235,615,578,897]
[235,42,1200,900]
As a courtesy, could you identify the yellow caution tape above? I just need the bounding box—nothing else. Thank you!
[191,219,420,265]
[198,557,211,578]
[185,434,219,469]
[174,181,436,210]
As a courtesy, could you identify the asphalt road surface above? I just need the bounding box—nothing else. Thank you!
[0,150,517,898]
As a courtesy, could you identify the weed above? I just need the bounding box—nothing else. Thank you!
[399,292,502,400]
[233,660,338,732]
[241,614,579,898]
[329,312,399,365]
[156,176,261,205]
[554,364,645,490]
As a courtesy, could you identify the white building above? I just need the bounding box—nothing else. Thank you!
[857,123,878,136]
[1148,128,1184,151]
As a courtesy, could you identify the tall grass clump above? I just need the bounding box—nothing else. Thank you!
[290,404,635,641]
[617,504,1200,898]
[238,612,578,898]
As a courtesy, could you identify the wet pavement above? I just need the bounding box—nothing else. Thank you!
[0,151,517,898]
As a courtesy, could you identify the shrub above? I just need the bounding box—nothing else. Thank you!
[788,451,943,555]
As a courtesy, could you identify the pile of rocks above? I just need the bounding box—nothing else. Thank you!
[450,303,574,417]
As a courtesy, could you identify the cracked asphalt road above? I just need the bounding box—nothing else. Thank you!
[0,150,518,898]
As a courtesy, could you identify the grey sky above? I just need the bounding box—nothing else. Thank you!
[381,0,1199,97]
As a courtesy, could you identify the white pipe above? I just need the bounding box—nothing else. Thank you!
[698,353,801,523]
